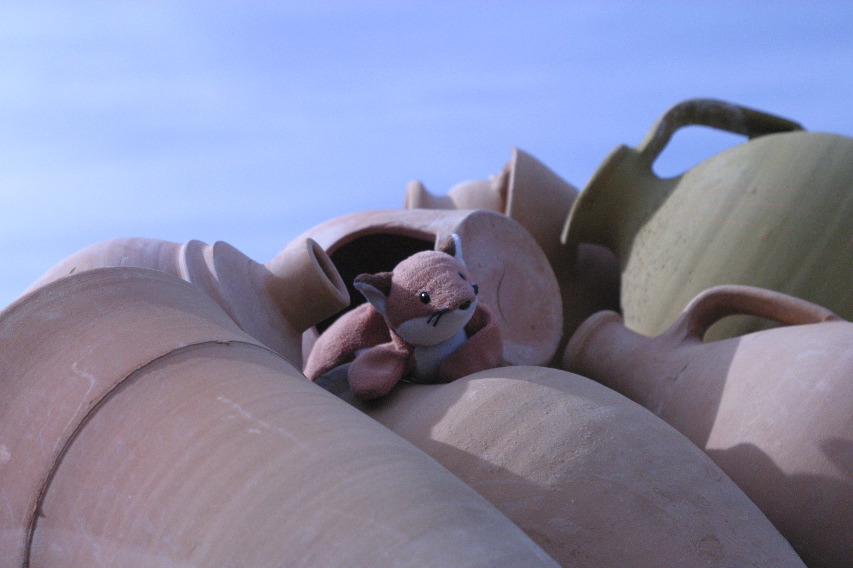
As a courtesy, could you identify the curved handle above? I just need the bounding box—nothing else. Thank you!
[636,98,803,168]
[672,284,842,341]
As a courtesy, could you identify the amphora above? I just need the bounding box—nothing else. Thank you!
[562,97,853,339]
[0,267,559,567]
[356,366,805,568]
[23,236,349,368]
[563,285,851,568]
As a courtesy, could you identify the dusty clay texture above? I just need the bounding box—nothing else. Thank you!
[295,208,563,369]
[22,236,349,369]
[1,267,560,568]
[356,365,806,568]
[562,98,853,340]
[405,147,620,358]
[564,285,851,568]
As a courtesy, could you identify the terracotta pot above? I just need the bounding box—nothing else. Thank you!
[405,148,577,266]
[563,285,851,568]
[562,97,853,340]
[1,267,559,567]
[23,236,349,368]
[404,149,620,359]
[295,208,562,368]
[356,366,805,568]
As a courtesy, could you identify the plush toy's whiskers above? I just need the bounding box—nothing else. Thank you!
[427,308,450,327]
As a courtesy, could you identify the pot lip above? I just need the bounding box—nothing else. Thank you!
[404,179,457,210]
[504,146,578,218]
[294,208,563,367]
[562,309,623,370]
[295,208,473,255]
[294,208,529,257]
[560,144,632,250]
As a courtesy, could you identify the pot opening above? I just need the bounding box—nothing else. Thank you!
[315,232,434,332]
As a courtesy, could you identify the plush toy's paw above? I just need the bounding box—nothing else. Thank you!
[439,304,503,381]
[348,343,411,400]
[313,363,352,397]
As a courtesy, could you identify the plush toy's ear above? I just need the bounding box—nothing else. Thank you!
[353,272,393,317]
[437,233,465,266]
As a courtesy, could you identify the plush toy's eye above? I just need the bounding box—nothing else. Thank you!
[420,291,431,304]
[472,284,479,295]
[459,272,467,280]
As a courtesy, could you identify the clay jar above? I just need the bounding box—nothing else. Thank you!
[404,148,620,357]
[23,236,349,368]
[562,98,853,340]
[356,366,805,568]
[295,208,563,368]
[563,285,852,568]
[0,267,559,567]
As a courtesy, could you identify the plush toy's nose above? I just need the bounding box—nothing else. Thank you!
[459,300,472,310]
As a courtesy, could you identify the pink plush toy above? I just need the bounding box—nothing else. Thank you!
[304,235,503,399]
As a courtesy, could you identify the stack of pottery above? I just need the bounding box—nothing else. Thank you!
[561,97,853,340]
[0,267,560,567]
[558,99,853,568]
[23,235,351,368]
[291,207,565,369]
[4,96,849,567]
[405,147,620,361]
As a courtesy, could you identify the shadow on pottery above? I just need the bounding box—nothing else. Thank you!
[562,98,853,340]
[21,236,350,369]
[353,366,805,568]
[706,441,853,568]
[563,284,851,568]
[1,267,559,568]
[404,148,620,360]
[294,208,563,369]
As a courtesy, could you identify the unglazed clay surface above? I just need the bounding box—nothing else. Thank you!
[562,98,852,340]
[564,285,851,568]
[295,208,563,369]
[22,236,349,368]
[404,147,620,355]
[2,268,559,568]
[357,366,805,568]
[5,98,850,568]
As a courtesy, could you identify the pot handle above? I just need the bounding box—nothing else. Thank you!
[674,284,842,341]
[636,98,803,168]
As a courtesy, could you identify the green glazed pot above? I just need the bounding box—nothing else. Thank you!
[562,98,852,339]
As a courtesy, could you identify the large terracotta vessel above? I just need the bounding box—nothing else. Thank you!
[294,208,563,368]
[0,267,559,567]
[561,97,853,339]
[404,148,620,357]
[23,236,349,368]
[356,366,805,568]
[563,285,852,568]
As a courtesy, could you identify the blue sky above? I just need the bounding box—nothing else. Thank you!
[2,1,852,307]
